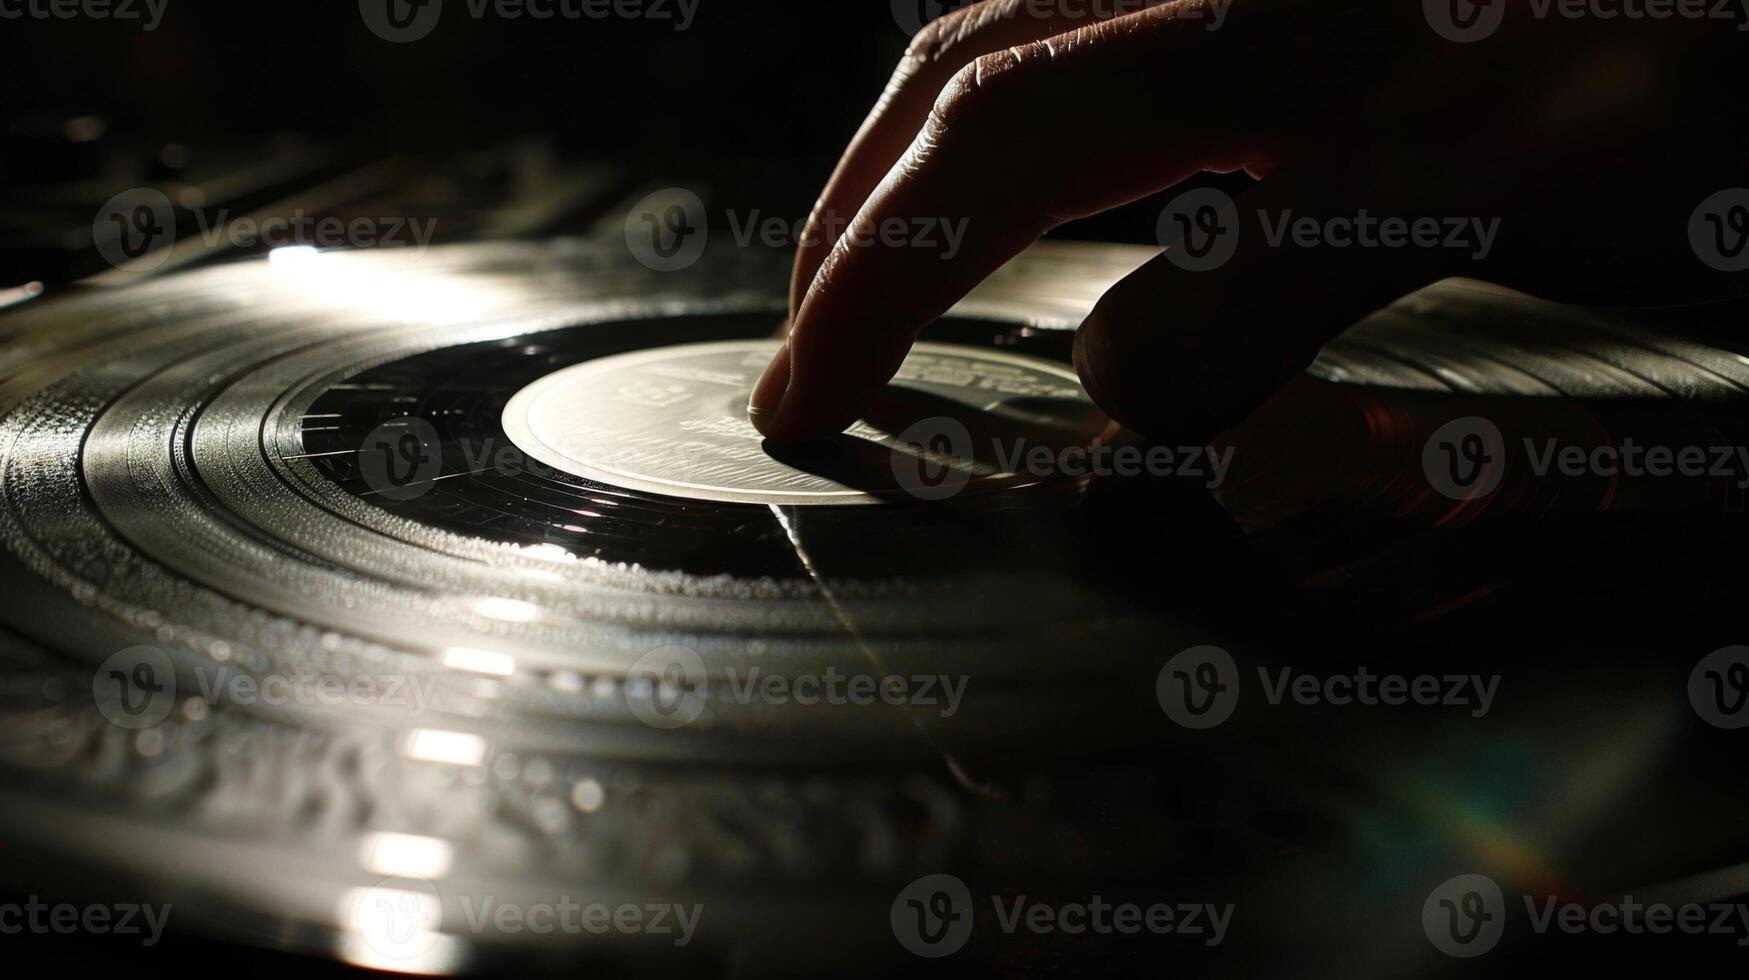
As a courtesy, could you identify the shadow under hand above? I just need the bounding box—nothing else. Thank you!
[761,383,1115,498]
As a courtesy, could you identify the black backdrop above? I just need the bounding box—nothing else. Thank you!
[4,2,926,176]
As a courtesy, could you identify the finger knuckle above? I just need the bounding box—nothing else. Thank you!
[903,1,981,63]
[904,0,1045,63]
[929,42,1054,139]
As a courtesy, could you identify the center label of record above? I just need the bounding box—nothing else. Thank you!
[499,340,1113,506]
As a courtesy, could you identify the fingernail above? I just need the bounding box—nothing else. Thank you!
[747,343,791,435]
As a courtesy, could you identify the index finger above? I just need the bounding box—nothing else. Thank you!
[750,2,1270,441]
[787,0,1177,319]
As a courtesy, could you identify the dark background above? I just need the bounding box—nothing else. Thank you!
[4,6,1749,977]
[0,0,1200,285]
[5,1,904,164]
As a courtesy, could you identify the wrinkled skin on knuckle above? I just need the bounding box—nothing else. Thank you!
[903,0,1004,66]
[918,43,1056,170]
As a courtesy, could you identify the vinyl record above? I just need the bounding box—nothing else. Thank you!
[2,240,1747,975]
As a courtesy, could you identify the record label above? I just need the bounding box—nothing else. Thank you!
[499,339,1109,505]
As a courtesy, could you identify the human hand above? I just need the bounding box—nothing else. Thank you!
[749,0,1748,443]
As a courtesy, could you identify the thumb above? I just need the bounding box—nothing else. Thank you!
[1075,160,1479,442]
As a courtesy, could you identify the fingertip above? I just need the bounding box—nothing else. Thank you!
[748,343,859,442]
[1071,314,1114,420]
[1072,301,1264,445]
[747,344,792,437]
[750,385,859,443]
[1073,304,1153,435]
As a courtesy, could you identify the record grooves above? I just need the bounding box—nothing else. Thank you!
[1,241,1748,974]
